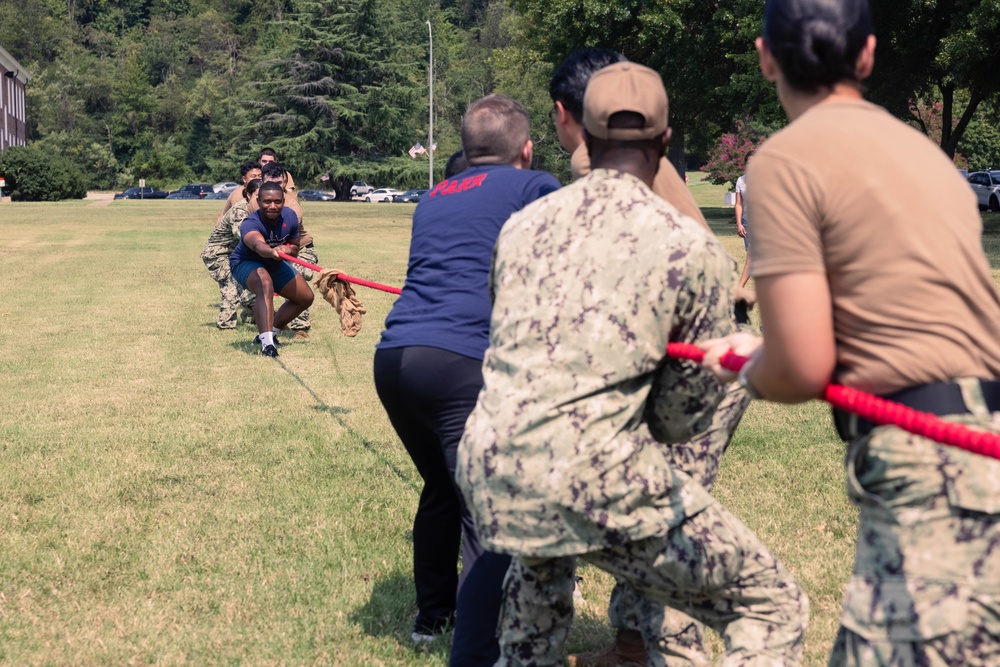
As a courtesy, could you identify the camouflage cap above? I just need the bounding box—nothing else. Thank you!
[583,62,669,141]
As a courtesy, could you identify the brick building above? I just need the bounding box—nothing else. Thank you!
[0,44,30,150]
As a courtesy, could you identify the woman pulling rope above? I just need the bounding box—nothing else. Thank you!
[695,0,1000,663]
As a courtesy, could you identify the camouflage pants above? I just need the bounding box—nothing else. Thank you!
[202,251,254,330]
[605,382,750,666]
[284,245,317,332]
[829,378,1000,667]
[497,496,809,667]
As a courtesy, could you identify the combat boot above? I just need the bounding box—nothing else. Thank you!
[567,629,646,667]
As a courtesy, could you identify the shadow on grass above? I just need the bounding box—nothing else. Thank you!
[350,571,454,657]
[274,356,421,495]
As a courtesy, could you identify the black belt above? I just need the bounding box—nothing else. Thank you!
[832,379,1000,441]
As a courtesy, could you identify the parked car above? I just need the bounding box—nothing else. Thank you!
[166,191,204,200]
[175,183,214,198]
[213,181,239,193]
[393,189,429,203]
[113,186,169,200]
[350,181,374,197]
[298,189,337,202]
[967,171,1000,212]
[366,188,402,203]
[204,190,229,200]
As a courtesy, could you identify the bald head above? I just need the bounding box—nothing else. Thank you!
[461,95,531,167]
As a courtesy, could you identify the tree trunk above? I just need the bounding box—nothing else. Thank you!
[940,82,954,154]
[942,86,986,159]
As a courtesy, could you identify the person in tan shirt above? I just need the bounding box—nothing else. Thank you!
[217,160,262,224]
[258,147,297,192]
[700,0,1000,664]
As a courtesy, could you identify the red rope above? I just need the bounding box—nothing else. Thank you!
[278,251,402,295]
[666,342,1000,459]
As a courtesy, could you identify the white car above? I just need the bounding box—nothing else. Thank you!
[967,171,1000,212]
[366,188,402,203]
[350,181,375,197]
[213,181,240,193]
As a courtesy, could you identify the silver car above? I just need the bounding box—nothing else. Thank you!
[967,171,1000,212]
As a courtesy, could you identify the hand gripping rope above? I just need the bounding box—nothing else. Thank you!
[278,251,402,295]
[273,252,1000,459]
[666,342,1000,460]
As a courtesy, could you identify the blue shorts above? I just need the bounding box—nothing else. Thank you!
[232,260,298,292]
[742,218,750,251]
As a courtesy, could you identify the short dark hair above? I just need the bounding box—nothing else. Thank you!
[261,161,286,181]
[549,48,627,123]
[240,160,261,178]
[258,147,278,161]
[258,181,284,198]
[461,95,530,166]
[444,150,468,179]
[763,0,873,92]
[242,178,262,200]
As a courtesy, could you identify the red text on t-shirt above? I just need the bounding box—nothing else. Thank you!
[428,173,488,198]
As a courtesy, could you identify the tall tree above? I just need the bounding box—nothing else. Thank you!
[506,0,777,174]
[868,0,1000,158]
[243,0,421,184]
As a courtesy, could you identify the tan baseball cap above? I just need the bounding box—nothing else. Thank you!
[583,62,669,141]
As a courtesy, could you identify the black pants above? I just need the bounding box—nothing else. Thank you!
[373,346,509,665]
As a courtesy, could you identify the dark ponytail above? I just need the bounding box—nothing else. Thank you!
[763,0,873,92]
[242,178,262,201]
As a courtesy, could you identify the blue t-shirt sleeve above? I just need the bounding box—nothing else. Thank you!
[239,216,263,241]
[524,171,562,205]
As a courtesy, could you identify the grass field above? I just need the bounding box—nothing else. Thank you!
[1,179,998,666]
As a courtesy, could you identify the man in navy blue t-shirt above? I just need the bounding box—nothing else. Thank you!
[374,95,560,664]
[230,181,314,357]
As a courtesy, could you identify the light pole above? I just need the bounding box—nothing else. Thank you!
[426,20,433,189]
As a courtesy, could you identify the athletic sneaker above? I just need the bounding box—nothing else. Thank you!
[410,632,437,646]
[253,335,281,347]
[259,344,279,358]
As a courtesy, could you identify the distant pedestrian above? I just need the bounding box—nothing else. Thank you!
[734,150,754,288]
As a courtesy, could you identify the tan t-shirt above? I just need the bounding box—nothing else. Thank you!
[571,144,709,231]
[750,99,1000,394]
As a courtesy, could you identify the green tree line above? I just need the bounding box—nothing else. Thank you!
[1,0,997,197]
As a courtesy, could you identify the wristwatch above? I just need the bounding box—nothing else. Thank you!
[737,363,762,400]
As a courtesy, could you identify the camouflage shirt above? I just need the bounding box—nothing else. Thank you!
[203,200,251,258]
[456,169,737,557]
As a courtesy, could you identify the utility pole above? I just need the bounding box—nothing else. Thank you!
[427,20,434,189]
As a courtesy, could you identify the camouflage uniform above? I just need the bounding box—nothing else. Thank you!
[828,377,1000,667]
[604,384,751,667]
[457,169,808,666]
[202,200,255,329]
[573,140,751,667]
[285,241,316,333]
